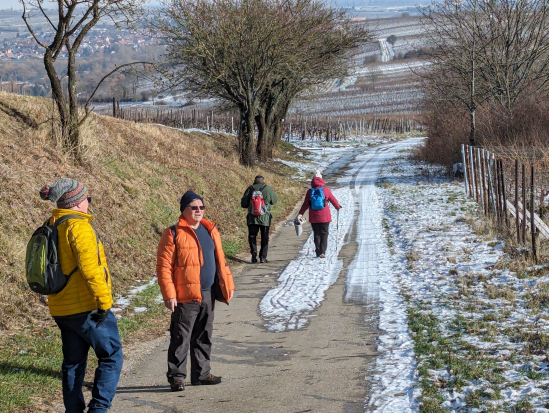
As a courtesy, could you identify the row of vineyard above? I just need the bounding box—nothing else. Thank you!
[107,100,423,138]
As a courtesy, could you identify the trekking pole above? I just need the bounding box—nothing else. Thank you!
[336,208,340,252]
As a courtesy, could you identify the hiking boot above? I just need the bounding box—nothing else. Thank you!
[251,255,258,263]
[318,253,325,258]
[192,374,222,386]
[260,257,269,263]
[170,379,185,392]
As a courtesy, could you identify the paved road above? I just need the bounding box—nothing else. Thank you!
[109,141,416,413]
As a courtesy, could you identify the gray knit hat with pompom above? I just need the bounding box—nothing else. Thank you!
[40,178,88,209]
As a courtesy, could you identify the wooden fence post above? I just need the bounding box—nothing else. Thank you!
[466,146,473,196]
[469,146,476,200]
[522,163,527,245]
[488,153,497,220]
[112,97,116,118]
[500,160,509,228]
[515,160,520,243]
[479,148,487,214]
[462,144,468,196]
[495,158,501,224]
[531,166,537,262]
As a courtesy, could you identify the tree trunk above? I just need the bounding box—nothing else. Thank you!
[255,112,268,161]
[44,50,67,145]
[239,107,255,166]
[67,47,81,159]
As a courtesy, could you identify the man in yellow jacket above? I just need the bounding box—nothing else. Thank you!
[39,178,122,413]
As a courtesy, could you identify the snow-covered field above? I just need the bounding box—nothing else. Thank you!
[379,151,549,412]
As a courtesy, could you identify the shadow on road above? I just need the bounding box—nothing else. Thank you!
[116,385,171,393]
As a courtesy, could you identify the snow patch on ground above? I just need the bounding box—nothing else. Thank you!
[259,187,354,331]
[113,277,158,310]
[335,140,421,413]
[379,154,549,411]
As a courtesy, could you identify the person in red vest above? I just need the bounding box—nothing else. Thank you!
[297,170,341,258]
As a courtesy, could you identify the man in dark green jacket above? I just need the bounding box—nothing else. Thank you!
[241,175,277,263]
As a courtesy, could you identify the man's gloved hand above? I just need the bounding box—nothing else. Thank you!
[90,309,108,328]
[296,214,305,223]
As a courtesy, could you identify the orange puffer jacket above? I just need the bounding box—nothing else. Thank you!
[156,216,235,304]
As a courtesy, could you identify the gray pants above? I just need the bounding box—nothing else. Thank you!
[167,291,215,383]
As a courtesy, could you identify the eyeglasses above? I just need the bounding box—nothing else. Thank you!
[187,205,205,211]
[87,196,92,205]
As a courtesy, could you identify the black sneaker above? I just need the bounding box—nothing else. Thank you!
[170,379,185,392]
[251,256,258,263]
[192,374,222,386]
[260,257,269,263]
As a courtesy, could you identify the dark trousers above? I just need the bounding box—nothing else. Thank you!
[248,224,270,259]
[311,222,330,256]
[167,291,215,383]
[54,310,123,413]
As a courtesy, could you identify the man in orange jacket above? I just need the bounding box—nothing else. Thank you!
[157,190,235,392]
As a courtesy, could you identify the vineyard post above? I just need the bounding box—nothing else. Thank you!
[112,97,116,118]
[531,166,537,262]
[522,164,526,244]
[461,144,468,195]
[231,117,234,134]
[515,160,520,243]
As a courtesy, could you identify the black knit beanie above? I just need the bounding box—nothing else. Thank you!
[180,190,204,212]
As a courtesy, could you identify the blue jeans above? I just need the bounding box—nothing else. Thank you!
[54,310,123,413]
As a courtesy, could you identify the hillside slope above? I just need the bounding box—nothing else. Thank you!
[0,91,305,333]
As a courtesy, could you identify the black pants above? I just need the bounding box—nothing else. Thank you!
[167,291,215,383]
[248,224,270,259]
[311,223,330,256]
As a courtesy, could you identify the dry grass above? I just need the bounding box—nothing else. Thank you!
[0,91,305,334]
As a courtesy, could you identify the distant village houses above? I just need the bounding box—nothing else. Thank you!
[0,26,156,60]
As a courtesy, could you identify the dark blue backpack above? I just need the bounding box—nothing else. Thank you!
[310,187,326,210]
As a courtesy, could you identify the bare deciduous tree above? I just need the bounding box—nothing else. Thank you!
[254,14,371,160]
[153,0,370,165]
[480,0,549,111]
[422,0,549,145]
[21,0,146,159]
[421,0,492,146]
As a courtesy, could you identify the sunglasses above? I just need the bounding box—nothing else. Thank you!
[87,196,92,205]
[187,205,205,211]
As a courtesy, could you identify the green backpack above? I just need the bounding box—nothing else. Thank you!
[25,215,83,295]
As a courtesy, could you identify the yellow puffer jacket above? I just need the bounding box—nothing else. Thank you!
[46,209,113,317]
